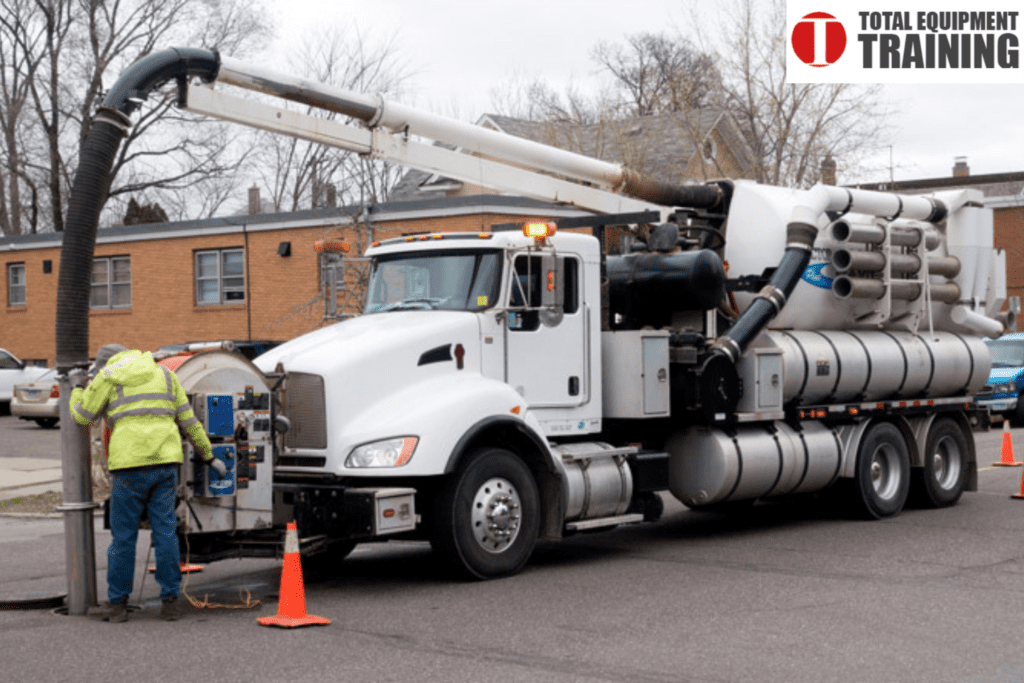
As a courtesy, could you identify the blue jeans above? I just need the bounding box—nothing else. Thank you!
[108,465,180,603]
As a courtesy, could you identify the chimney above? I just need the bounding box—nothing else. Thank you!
[952,156,970,178]
[820,153,837,186]
[248,184,261,215]
[326,184,337,208]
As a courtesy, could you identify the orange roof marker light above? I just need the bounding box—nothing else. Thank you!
[523,221,556,245]
[314,239,351,253]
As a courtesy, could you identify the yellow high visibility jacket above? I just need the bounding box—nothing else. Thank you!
[70,350,213,471]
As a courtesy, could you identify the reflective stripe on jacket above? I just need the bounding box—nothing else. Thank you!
[70,350,213,471]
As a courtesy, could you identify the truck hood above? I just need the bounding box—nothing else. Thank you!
[255,311,480,377]
[255,311,484,467]
[986,366,1024,385]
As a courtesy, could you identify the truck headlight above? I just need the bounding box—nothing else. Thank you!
[346,436,418,468]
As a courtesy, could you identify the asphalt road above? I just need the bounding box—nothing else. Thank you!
[3,418,1024,682]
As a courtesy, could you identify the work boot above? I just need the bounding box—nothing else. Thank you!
[160,595,185,621]
[88,601,128,623]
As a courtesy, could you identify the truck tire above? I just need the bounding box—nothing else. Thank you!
[912,418,968,508]
[430,448,540,580]
[850,421,910,519]
[1011,400,1024,428]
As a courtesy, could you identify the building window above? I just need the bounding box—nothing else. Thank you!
[91,256,132,309]
[7,263,25,307]
[195,248,245,305]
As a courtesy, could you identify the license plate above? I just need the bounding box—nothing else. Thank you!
[23,389,40,400]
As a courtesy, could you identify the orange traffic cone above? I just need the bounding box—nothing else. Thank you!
[257,521,330,628]
[993,420,1022,467]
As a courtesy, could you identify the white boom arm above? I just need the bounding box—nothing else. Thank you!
[180,56,733,220]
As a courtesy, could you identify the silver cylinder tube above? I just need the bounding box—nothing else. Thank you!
[832,219,940,250]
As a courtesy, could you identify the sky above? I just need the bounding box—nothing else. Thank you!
[264,0,1024,186]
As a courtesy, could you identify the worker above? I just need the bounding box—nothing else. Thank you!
[71,344,225,622]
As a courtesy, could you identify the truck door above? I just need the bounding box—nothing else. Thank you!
[505,253,587,408]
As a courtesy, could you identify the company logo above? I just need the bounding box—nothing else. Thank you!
[802,262,834,290]
[787,1,1022,84]
[791,11,848,66]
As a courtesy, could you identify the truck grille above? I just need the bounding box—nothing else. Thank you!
[283,372,327,449]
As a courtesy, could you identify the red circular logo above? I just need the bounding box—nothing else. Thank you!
[791,12,847,67]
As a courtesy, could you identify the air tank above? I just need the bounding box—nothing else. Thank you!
[606,249,725,329]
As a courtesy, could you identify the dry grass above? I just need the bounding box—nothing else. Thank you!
[0,479,110,516]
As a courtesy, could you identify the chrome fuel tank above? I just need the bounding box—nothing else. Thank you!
[667,421,842,507]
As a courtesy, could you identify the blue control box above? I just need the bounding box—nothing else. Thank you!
[206,395,234,436]
[206,444,236,497]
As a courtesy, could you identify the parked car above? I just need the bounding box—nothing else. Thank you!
[154,339,283,362]
[0,348,50,412]
[978,333,1024,425]
[10,368,60,428]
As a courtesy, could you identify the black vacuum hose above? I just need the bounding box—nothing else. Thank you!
[55,48,220,370]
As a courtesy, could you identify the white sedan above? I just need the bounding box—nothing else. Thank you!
[0,348,51,410]
[11,369,60,428]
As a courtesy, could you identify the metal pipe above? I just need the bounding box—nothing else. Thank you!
[831,219,941,249]
[831,249,924,275]
[952,304,1006,337]
[929,256,961,278]
[832,249,886,273]
[56,370,98,615]
[833,276,960,303]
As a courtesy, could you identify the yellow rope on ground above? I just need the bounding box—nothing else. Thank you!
[180,519,262,611]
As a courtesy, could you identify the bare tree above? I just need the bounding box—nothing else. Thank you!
[0,0,272,235]
[592,32,721,117]
[693,0,889,186]
[0,0,48,234]
[252,25,412,213]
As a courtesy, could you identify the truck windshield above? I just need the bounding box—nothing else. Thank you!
[364,250,502,313]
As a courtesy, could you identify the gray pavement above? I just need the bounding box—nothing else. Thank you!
[5,419,1024,682]
[0,455,64,502]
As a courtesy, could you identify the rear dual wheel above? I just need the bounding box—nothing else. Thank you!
[912,418,969,508]
[850,421,910,519]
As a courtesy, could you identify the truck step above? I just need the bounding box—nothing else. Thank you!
[565,513,644,532]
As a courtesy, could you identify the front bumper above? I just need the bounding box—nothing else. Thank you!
[10,400,59,419]
[977,397,1018,413]
[274,483,418,540]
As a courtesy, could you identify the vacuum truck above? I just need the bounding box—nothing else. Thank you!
[72,50,1008,579]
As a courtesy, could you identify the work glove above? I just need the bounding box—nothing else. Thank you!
[208,458,228,478]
